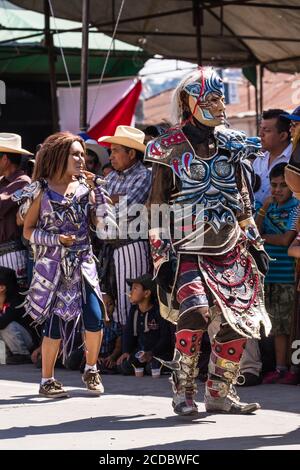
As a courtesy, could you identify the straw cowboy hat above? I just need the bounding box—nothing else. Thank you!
[0,133,33,155]
[98,125,146,153]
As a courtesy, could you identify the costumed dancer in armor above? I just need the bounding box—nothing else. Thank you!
[13,132,115,398]
[145,68,271,415]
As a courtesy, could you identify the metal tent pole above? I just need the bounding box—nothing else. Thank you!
[255,65,259,134]
[80,0,90,132]
[193,0,204,66]
[44,0,59,132]
[259,64,264,115]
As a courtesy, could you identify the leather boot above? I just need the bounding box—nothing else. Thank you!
[205,337,260,414]
[158,329,203,416]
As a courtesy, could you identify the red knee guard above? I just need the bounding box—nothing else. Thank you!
[175,329,204,356]
[211,337,246,362]
[209,337,246,382]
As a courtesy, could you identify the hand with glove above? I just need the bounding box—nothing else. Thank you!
[239,217,269,275]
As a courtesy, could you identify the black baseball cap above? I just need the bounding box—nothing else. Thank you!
[0,266,17,285]
[126,273,156,294]
[281,106,300,122]
[0,267,18,301]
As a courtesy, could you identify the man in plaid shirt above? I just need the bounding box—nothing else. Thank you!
[98,126,152,326]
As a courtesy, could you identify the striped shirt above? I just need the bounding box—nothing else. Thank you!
[106,160,151,205]
[105,161,151,240]
[262,197,300,284]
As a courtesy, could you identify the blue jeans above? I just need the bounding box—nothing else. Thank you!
[0,322,33,355]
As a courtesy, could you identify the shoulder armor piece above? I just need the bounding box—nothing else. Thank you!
[145,129,188,164]
[12,179,44,204]
[215,127,263,162]
[12,179,45,219]
[144,129,196,177]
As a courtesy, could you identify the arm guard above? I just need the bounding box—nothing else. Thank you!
[30,228,61,247]
[93,180,117,239]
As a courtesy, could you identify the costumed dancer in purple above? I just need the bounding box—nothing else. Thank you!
[13,132,115,398]
[145,68,271,415]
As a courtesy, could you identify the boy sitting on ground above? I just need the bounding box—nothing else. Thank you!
[117,274,173,376]
[0,266,39,363]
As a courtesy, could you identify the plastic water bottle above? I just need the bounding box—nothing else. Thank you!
[0,340,6,365]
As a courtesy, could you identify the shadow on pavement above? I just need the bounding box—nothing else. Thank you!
[0,412,215,441]
[135,426,300,450]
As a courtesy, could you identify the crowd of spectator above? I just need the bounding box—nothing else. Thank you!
[0,111,300,387]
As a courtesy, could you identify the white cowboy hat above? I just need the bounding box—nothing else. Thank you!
[85,139,109,165]
[0,133,33,155]
[98,125,146,153]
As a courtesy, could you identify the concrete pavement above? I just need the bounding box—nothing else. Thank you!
[0,364,299,450]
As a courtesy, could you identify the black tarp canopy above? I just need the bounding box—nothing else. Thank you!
[9,0,300,73]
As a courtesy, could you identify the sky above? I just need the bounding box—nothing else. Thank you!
[139,58,198,99]
[139,58,243,99]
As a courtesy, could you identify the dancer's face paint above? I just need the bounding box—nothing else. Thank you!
[66,141,85,177]
[184,70,226,127]
[188,92,226,127]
